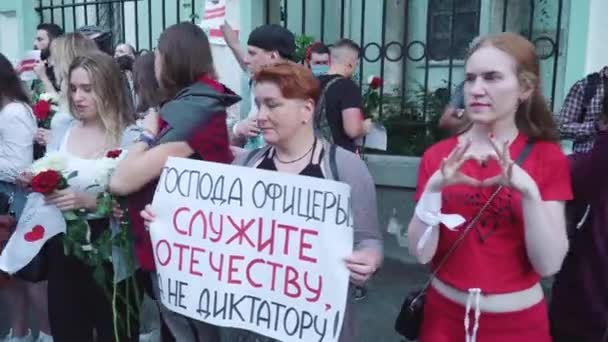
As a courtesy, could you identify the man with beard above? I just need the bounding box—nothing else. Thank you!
[29,23,63,94]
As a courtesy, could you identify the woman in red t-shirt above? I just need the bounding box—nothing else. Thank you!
[408,33,572,342]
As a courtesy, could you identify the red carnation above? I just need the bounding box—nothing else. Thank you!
[31,170,66,194]
[33,100,51,121]
[369,76,383,90]
[106,149,122,159]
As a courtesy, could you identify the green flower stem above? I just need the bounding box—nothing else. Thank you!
[113,280,119,342]
[61,192,141,337]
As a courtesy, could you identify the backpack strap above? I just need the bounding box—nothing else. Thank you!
[329,144,340,182]
[314,76,344,121]
[578,72,602,123]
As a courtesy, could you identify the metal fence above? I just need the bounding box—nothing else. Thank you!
[37,0,569,155]
[265,0,566,114]
[36,0,200,52]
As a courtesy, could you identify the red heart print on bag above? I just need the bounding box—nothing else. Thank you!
[24,225,45,242]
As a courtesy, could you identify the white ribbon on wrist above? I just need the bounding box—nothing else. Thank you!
[415,191,465,255]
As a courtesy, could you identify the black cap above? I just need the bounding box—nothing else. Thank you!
[247,24,296,61]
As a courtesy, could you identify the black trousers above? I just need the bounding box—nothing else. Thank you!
[47,219,141,342]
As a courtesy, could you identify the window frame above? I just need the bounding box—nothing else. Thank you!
[427,0,481,61]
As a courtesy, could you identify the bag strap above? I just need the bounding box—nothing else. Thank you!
[329,144,340,182]
[418,141,535,293]
[314,76,343,120]
[243,148,261,166]
[578,72,601,123]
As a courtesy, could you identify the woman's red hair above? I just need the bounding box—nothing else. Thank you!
[252,62,320,103]
[466,32,559,142]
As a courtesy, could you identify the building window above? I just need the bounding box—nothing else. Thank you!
[428,0,480,61]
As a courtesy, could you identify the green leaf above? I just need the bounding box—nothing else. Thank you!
[95,201,113,217]
[66,170,79,180]
[63,211,79,221]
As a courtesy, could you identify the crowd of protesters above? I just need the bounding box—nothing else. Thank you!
[0,16,604,342]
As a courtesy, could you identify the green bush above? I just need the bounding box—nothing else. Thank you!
[370,85,451,156]
[294,34,315,63]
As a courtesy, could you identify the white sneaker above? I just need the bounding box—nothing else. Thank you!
[3,329,34,342]
[35,331,53,342]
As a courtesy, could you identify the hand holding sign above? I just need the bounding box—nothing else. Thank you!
[17,50,41,81]
[140,204,155,228]
[33,61,46,79]
[344,248,382,286]
[220,20,239,46]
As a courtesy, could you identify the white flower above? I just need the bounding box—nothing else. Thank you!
[31,152,67,174]
[93,150,126,188]
[94,159,116,188]
[39,93,58,103]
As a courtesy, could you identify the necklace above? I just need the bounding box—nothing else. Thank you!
[273,138,317,164]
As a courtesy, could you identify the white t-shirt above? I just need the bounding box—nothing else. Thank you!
[57,123,105,194]
[0,102,36,183]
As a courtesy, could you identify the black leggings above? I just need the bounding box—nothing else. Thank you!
[47,219,141,342]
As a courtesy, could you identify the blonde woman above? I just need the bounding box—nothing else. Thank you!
[33,33,98,147]
[29,52,139,341]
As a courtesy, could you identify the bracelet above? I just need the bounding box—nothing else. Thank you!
[136,132,157,148]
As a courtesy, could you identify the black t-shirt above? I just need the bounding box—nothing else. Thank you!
[317,74,363,151]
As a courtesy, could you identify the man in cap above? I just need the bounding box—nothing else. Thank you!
[221,22,296,149]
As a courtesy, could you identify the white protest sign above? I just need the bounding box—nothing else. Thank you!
[361,123,388,151]
[200,0,239,45]
[18,50,41,82]
[149,157,353,342]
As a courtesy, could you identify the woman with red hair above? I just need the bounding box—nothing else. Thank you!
[141,61,383,341]
[408,33,571,341]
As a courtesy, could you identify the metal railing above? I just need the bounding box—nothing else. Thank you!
[37,0,568,155]
[266,0,565,115]
[36,0,199,52]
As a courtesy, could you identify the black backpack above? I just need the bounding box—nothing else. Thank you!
[313,76,343,144]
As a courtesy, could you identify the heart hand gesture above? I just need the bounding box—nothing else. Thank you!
[480,135,540,198]
[426,139,481,192]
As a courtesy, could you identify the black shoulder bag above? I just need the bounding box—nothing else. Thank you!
[395,141,534,340]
